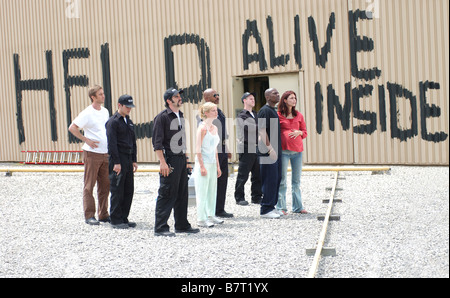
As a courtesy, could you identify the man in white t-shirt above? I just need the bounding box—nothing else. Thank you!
[69,85,111,225]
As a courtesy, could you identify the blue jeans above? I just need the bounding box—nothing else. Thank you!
[277,150,304,213]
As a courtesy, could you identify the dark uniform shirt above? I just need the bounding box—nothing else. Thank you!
[152,108,187,154]
[257,104,282,156]
[236,109,259,154]
[216,108,228,154]
[106,111,137,164]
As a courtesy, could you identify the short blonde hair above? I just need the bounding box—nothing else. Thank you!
[199,102,217,120]
[88,85,103,102]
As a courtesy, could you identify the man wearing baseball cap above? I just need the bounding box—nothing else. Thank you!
[118,94,136,108]
[234,92,263,206]
[106,94,138,229]
[152,88,199,237]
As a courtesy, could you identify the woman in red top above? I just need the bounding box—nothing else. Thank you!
[277,91,308,214]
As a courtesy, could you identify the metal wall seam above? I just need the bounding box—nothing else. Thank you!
[0,0,448,164]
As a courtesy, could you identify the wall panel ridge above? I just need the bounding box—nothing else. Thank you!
[0,0,448,164]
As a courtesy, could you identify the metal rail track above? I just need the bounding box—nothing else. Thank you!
[306,167,390,278]
[307,171,340,278]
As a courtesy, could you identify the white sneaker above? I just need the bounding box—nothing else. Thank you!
[209,216,224,224]
[275,209,286,216]
[198,220,214,227]
[260,210,281,219]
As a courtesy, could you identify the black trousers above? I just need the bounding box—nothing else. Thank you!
[234,153,263,202]
[216,153,229,214]
[154,154,191,233]
[109,152,134,225]
[260,156,282,215]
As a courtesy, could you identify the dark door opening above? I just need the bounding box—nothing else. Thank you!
[243,76,269,112]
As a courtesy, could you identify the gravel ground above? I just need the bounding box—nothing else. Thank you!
[0,164,448,278]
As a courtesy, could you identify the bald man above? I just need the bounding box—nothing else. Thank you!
[257,88,282,219]
[202,89,234,218]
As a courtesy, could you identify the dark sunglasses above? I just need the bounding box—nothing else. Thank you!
[213,94,220,97]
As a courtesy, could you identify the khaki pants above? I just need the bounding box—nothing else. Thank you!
[83,150,110,220]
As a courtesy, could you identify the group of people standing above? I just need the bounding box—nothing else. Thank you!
[69,84,307,237]
[234,88,308,219]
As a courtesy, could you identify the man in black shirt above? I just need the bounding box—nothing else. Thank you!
[258,88,282,219]
[234,92,263,206]
[106,95,138,229]
[152,88,200,237]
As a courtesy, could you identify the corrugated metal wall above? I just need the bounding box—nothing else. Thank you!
[347,0,449,164]
[0,0,448,165]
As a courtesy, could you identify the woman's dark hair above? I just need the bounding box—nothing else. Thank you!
[278,90,298,117]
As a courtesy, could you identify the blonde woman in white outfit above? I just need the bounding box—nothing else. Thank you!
[194,102,223,227]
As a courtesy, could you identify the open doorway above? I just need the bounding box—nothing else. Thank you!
[232,72,302,115]
[243,76,269,112]
[230,72,305,161]
[230,75,269,116]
